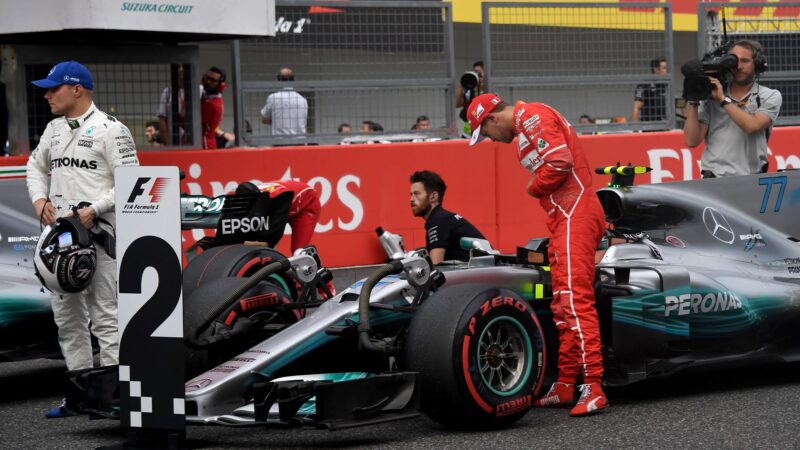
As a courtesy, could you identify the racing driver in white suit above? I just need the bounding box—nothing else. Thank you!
[26,61,139,417]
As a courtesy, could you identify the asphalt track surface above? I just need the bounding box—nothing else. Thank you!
[2,358,800,449]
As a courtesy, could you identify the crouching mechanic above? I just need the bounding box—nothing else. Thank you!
[467,93,608,416]
[235,180,321,254]
[26,61,140,417]
[235,180,335,298]
[409,170,486,265]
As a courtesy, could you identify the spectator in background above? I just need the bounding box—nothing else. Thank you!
[215,129,235,149]
[260,67,308,136]
[360,121,373,133]
[456,61,485,138]
[577,114,595,136]
[157,64,201,146]
[241,119,253,146]
[338,123,351,134]
[632,58,668,122]
[144,121,162,146]
[360,120,384,133]
[201,66,226,149]
[412,115,430,131]
[358,120,390,144]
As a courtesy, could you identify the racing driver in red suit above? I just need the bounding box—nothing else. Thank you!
[467,93,608,417]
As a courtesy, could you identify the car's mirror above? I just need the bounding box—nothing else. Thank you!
[461,237,498,255]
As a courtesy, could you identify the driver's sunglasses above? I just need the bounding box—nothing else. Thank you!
[203,74,221,83]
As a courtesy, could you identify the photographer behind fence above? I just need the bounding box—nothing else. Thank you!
[682,40,782,178]
[455,61,485,138]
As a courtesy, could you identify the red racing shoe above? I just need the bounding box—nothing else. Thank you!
[569,382,608,417]
[534,381,575,407]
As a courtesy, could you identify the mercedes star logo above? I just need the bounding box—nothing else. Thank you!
[702,207,735,244]
[185,378,212,391]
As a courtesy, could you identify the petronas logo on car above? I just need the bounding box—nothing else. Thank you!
[664,291,742,317]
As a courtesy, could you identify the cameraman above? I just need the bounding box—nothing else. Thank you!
[683,40,782,178]
[456,61,485,138]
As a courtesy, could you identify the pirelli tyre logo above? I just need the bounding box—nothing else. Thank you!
[122,177,170,214]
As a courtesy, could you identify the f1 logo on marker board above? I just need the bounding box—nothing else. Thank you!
[126,176,170,203]
[123,177,171,213]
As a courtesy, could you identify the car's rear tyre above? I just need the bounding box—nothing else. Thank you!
[403,284,546,429]
[183,244,296,300]
[182,245,298,379]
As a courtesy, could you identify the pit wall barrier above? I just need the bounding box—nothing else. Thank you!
[4,128,800,267]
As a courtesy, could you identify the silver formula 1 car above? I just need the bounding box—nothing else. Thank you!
[179,168,800,430]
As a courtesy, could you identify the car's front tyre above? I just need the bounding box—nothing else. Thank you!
[403,284,546,428]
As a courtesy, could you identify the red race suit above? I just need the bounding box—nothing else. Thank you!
[201,92,223,149]
[513,101,607,385]
[256,180,321,253]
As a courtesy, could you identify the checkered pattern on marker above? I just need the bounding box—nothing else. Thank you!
[120,365,184,428]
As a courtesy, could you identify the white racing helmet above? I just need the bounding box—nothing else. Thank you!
[34,216,96,295]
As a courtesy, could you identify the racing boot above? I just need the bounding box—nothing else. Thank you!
[569,382,608,417]
[44,397,77,418]
[534,381,575,408]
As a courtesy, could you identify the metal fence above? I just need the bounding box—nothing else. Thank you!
[482,2,675,133]
[14,46,200,154]
[698,2,800,125]
[234,0,455,146]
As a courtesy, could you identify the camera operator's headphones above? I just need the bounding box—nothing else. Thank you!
[735,39,767,74]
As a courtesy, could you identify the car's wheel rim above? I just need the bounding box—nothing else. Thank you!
[477,316,533,396]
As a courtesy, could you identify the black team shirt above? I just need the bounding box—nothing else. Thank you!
[425,205,486,262]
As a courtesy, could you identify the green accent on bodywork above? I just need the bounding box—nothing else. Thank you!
[519,281,549,302]
[612,288,787,338]
[613,294,689,337]
[520,282,534,300]
[0,297,53,325]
